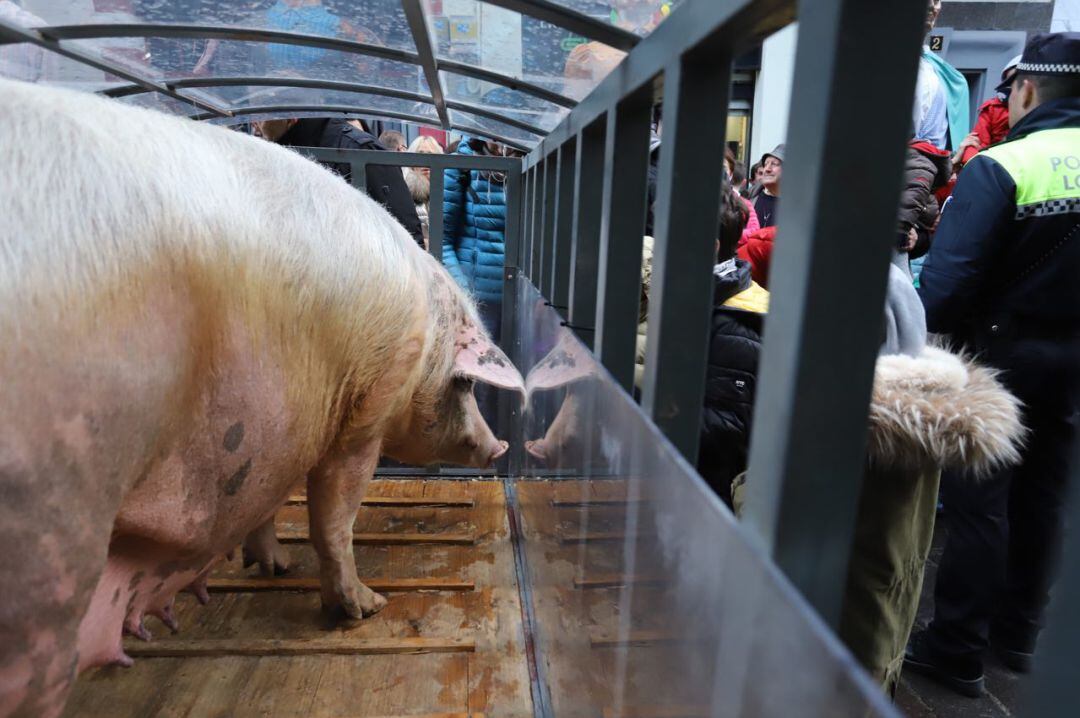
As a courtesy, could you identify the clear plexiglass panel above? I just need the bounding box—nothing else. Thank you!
[0,42,124,91]
[112,88,209,115]
[427,0,622,102]
[63,41,421,99]
[543,0,685,35]
[441,70,568,133]
[450,107,541,146]
[508,277,900,716]
[70,37,431,95]
[181,84,438,119]
[11,0,417,53]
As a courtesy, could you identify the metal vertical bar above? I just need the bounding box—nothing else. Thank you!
[521,168,533,279]
[593,88,653,393]
[568,118,606,349]
[741,0,929,628]
[499,163,525,477]
[551,138,577,313]
[400,0,451,129]
[520,168,531,271]
[349,162,368,193]
[527,165,539,281]
[540,155,558,297]
[641,51,733,463]
[428,166,445,262]
[504,159,524,271]
[531,159,548,285]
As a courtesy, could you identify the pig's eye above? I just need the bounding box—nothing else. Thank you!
[452,376,475,391]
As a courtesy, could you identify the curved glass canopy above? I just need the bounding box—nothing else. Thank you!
[0,0,682,147]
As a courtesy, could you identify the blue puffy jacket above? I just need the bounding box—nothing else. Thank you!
[442,141,507,306]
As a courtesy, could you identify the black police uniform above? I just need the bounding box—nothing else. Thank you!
[908,32,1080,689]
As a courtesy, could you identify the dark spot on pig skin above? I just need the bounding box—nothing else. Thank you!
[476,349,506,368]
[111,587,121,606]
[224,458,253,496]
[128,571,145,593]
[153,580,166,594]
[544,350,576,369]
[223,422,245,453]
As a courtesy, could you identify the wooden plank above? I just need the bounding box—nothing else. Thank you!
[277,529,475,546]
[557,529,652,544]
[124,636,476,657]
[287,494,475,508]
[588,630,686,648]
[206,577,475,593]
[602,707,708,718]
[574,574,667,589]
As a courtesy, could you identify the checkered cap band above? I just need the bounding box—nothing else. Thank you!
[1016,62,1080,74]
[1016,197,1080,219]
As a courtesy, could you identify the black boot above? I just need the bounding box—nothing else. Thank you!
[903,630,986,698]
[990,627,1036,673]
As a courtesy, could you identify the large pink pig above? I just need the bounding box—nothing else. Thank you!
[0,79,523,718]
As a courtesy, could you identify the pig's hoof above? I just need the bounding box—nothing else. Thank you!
[242,544,290,577]
[323,582,388,622]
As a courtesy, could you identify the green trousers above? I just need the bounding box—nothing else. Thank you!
[838,464,941,694]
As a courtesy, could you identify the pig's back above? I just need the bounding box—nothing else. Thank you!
[0,78,421,334]
[0,78,429,486]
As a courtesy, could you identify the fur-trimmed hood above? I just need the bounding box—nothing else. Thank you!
[867,346,1025,475]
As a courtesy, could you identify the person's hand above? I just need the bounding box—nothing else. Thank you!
[953,132,980,166]
[900,227,918,252]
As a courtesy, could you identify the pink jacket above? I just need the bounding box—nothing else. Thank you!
[739,194,760,246]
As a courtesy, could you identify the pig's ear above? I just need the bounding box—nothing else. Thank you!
[454,323,526,394]
[524,330,599,399]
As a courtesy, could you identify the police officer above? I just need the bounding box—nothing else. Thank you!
[903,32,1080,697]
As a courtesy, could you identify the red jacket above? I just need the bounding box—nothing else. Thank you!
[737,226,776,288]
[959,98,1010,166]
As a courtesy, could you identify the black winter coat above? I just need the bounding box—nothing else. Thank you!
[698,259,766,505]
[897,140,951,258]
[278,118,425,247]
[918,98,1080,413]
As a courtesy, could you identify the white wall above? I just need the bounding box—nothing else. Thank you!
[749,23,797,165]
[1051,0,1080,30]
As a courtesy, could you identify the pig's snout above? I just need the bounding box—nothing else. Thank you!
[486,440,509,467]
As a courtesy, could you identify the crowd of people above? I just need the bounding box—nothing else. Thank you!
[697,26,1077,702]
[245,11,1077,707]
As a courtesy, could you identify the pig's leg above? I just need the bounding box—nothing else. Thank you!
[307,441,386,620]
[241,518,290,577]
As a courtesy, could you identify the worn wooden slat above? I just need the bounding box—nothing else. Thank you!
[602,707,708,718]
[588,630,685,648]
[206,577,475,593]
[277,530,475,546]
[287,494,475,508]
[124,636,476,657]
[573,574,667,589]
[557,529,652,544]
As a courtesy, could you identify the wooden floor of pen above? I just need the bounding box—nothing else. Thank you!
[64,479,530,718]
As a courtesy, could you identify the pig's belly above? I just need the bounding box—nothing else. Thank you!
[76,363,323,671]
[114,415,309,555]
[114,329,319,555]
